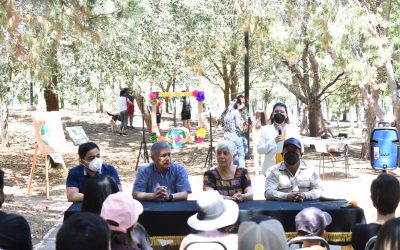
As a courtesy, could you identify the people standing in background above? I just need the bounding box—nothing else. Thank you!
[220,101,245,168]
[235,95,251,160]
[119,79,135,129]
[148,99,163,131]
[181,95,191,132]
[118,90,132,136]
[252,110,267,175]
[256,102,301,175]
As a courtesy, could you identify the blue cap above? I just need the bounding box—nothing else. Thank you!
[283,137,302,150]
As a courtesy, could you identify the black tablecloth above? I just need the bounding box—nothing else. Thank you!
[64,199,365,244]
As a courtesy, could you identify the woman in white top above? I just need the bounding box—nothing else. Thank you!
[118,90,132,136]
[252,110,267,174]
[256,102,301,175]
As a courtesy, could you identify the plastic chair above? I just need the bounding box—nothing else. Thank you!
[183,241,228,250]
[287,236,330,250]
[314,140,349,179]
[364,235,377,250]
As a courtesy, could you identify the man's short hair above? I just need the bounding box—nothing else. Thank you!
[56,212,109,250]
[78,142,99,159]
[371,173,400,215]
[150,142,170,157]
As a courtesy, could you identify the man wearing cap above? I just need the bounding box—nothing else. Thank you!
[295,207,332,249]
[132,142,192,201]
[264,137,322,201]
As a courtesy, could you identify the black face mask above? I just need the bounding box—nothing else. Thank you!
[284,151,300,165]
[274,113,286,124]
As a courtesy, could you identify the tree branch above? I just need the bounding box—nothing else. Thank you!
[317,72,345,99]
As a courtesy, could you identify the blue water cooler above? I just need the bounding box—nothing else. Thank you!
[370,122,400,170]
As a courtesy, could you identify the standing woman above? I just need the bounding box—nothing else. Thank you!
[118,90,131,136]
[256,102,301,175]
[203,140,253,202]
[252,110,267,175]
[181,95,191,131]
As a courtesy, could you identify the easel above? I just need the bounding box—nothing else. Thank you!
[204,112,215,169]
[135,96,149,170]
[27,143,68,199]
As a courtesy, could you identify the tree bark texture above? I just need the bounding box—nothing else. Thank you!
[133,92,152,133]
[0,104,9,148]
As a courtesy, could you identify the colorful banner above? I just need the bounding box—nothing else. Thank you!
[32,112,67,154]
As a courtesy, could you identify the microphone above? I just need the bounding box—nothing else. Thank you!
[278,126,282,135]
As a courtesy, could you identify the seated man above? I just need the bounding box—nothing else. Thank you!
[0,169,32,250]
[66,142,122,202]
[351,173,400,250]
[295,207,332,249]
[264,137,322,201]
[132,141,191,201]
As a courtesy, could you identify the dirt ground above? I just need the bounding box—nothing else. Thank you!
[0,108,397,247]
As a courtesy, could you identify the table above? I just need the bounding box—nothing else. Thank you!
[64,199,365,246]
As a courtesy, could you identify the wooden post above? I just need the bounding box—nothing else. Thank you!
[198,101,204,128]
[27,144,39,194]
[45,155,50,199]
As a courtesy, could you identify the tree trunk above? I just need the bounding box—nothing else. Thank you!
[44,89,59,111]
[0,104,9,148]
[133,93,152,133]
[308,102,322,137]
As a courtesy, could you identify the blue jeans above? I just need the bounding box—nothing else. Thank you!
[233,137,245,168]
[241,135,249,155]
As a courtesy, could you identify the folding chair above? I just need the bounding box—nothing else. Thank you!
[184,241,228,250]
[314,140,349,179]
[364,235,377,250]
[287,236,330,250]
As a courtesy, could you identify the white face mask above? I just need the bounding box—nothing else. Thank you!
[238,104,245,110]
[88,158,102,172]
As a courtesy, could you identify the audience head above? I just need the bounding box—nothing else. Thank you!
[150,142,171,169]
[270,102,289,125]
[56,212,110,250]
[295,207,332,237]
[120,89,126,97]
[78,142,100,160]
[187,190,239,232]
[82,175,119,214]
[0,169,4,208]
[234,95,245,109]
[101,192,143,246]
[78,142,102,173]
[375,217,400,250]
[238,219,288,250]
[216,140,237,158]
[370,173,400,215]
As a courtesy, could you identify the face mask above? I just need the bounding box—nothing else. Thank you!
[284,151,300,165]
[274,113,286,124]
[238,104,245,110]
[88,157,102,172]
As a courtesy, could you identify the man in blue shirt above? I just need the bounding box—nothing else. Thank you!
[132,142,191,201]
[66,142,121,202]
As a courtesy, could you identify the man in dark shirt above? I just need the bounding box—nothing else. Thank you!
[66,142,122,202]
[0,169,32,250]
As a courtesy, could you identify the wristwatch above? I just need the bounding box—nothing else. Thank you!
[167,194,173,202]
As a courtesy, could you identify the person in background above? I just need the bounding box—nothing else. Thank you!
[118,89,133,136]
[265,137,322,201]
[203,140,253,202]
[252,110,267,174]
[295,207,332,250]
[118,78,135,129]
[132,142,191,201]
[81,175,119,214]
[220,101,245,168]
[101,192,144,250]
[66,142,122,202]
[351,173,400,250]
[56,212,110,250]
[238,219,288,250]
[148,99,163,130]
[257,102,301,175]
[0,169,32,250]
[374,217,400,250]
[181,94,192,132]
[179,190,239,250]
[235,95,251,159]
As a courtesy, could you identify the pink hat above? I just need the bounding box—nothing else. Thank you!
[100,192,143,233]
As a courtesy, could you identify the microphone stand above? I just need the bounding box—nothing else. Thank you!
[204,112,215,169]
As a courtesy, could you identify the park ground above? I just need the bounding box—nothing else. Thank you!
[0,108,399,248]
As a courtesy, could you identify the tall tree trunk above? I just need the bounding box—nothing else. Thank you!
[0,104,9,148]
[308,102,322,137]
[222,54,230,108]
[45,45,59,111]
